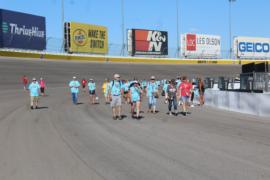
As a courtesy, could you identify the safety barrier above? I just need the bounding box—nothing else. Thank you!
[1,49,270,65]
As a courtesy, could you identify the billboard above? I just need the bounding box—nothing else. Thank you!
[128,29,168,56]
[234,36,270,59]
[0,9,46,50]
[65,22,108,54]
[181,33,221,58]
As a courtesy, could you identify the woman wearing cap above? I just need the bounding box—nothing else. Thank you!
[28,78,40,109]
[129,81,143,119]
[146,76,159,113]
[88,78,96,104]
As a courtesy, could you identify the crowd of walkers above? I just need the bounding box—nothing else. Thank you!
[22,74,205,119]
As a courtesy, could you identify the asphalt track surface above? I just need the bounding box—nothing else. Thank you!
[0,57,270,180]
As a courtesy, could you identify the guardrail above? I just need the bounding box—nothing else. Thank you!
[1,49,270,65]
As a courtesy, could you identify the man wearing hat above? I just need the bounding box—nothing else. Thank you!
[88,78,96,104]
[28,77,40,109]
[69,76,80,105]
[146,76,159,113]
[108,74,123,120]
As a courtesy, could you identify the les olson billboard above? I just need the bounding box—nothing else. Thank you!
[234,36,270,59]
[128,29,168,56]
[181,33,221,58]
[65,22,108,54]
[0,9,46,50]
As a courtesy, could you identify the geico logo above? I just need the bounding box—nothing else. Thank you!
[239,42,270,53]
[147,31,166,42]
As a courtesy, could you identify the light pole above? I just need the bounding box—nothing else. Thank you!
[61,0,65,52]
[229,0,236,59]
[176,0,180,58]
[120,0,125,56]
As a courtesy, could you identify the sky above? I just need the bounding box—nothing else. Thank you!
[0,0,270,56]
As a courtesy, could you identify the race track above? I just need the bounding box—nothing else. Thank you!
[0,57,270,180]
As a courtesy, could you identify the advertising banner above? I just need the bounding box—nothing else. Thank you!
[67,22,108,54]
[234,36,270,59]
[128,29,168,56]
[0,9,46,50]
[181,33,221,58]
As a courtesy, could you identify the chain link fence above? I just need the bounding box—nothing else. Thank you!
[45,37,232,59]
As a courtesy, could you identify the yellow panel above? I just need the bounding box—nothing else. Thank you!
[69,22,108,54]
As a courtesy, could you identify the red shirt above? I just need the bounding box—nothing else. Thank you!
[179,81,192,97]
[82,79,87,85]
[22,76,28,85]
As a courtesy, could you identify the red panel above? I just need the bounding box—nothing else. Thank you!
[135,30,149,41]
[186,34,196,51]
[135,41,149,51]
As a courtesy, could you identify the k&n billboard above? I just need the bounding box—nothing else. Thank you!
[128,29,168,56]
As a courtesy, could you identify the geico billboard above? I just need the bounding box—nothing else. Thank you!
[128,29,168,56]
[234,36,270,59]
[68,22,108,54]
[0,9,46,50]
[181,33,221,58]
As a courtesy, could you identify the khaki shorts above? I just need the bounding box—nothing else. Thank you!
[30,96,39,106]
[111,95,121,107]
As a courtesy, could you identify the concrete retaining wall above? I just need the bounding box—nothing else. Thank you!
[205,89,270,117]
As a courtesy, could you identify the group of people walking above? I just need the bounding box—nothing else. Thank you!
[22,74,205,119]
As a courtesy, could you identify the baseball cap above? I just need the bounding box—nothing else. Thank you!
[114,74,120,78]
[73,76,76,79]
[150,76,155,80]
[32,77,36,81]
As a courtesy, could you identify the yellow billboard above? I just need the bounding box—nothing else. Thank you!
[69,22,108,54]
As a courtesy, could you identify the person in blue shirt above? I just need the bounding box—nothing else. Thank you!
[129,81,143,119]
[69,76,80,105]
[108,74,124,120]
[88,78,96,104]
[146,76,159,113]
[28,77,40,109]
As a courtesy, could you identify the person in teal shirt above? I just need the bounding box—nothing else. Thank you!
[69,76,80,105]
[146,76,159,113]
[130,81,143,119]
[28,77,40,109]
[108,74,123,120]
[88,78,96,104]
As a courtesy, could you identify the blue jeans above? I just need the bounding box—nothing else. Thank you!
[168,97,177,111]
[148,96,157,109]
[71,93,78,104]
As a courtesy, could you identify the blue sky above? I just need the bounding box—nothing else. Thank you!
[0,0,269,56]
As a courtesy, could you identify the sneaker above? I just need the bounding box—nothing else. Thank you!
[183,112,187,116]
[118,116,123,120]
[30,106,34,110]
[169,112,172,116]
